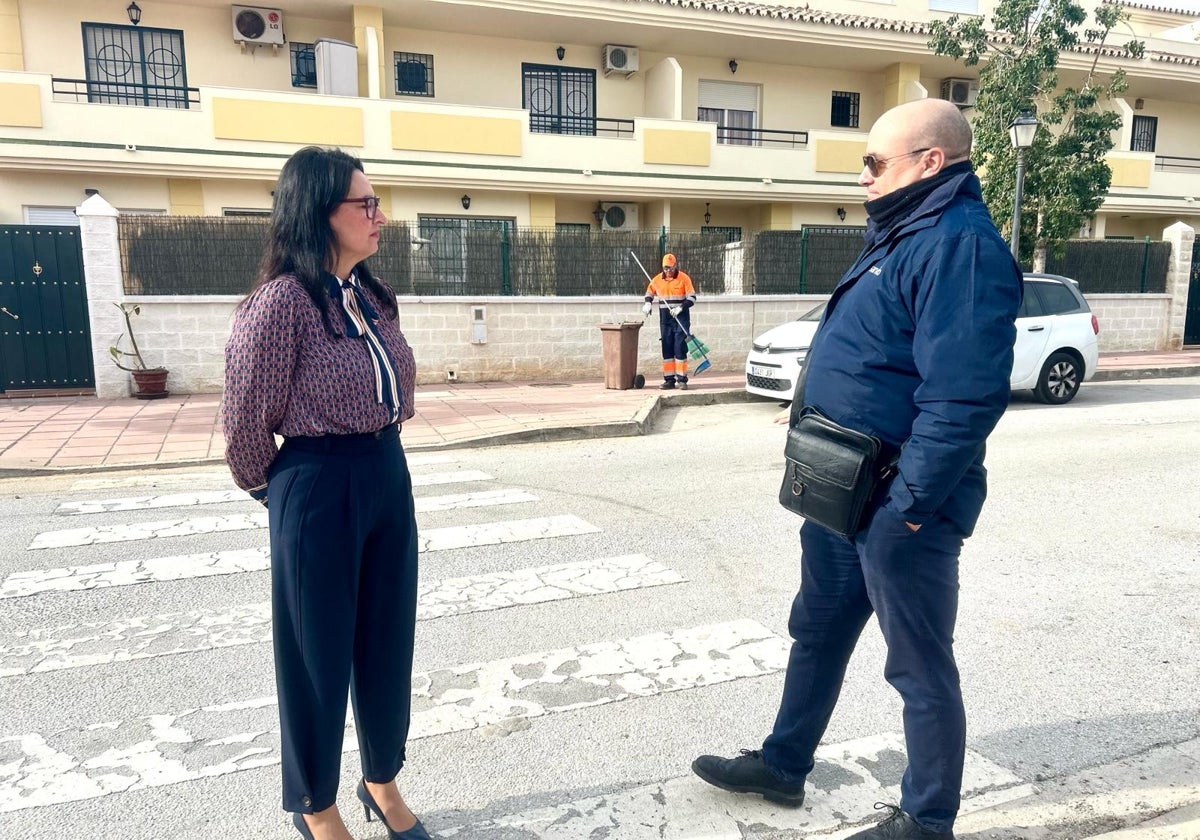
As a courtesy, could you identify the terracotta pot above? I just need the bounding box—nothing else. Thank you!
[131,367,170,400]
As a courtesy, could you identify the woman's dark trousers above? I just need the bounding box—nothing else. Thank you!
[761,509,966,833]
[267,425,419,814]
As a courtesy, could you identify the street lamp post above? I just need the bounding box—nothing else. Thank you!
[1008,112,1039,260]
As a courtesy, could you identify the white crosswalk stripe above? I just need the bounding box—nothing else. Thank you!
[5,515,601,598]
[65,457,461,493]
[32,489,539,548]
[0,620,787,813]
[0,555,685,676]
[53,486,536,517]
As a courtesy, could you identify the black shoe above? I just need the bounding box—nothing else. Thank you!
[677,380,688,390]
[845,804,954,839]
[660,380,676,390]
[691,748,806,807]
[356,779,432,840]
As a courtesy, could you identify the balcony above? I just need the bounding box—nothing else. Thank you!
[52,77,201,109]
[0,69,865,203]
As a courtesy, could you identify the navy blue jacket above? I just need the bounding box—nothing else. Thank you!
[803,169,1022,535]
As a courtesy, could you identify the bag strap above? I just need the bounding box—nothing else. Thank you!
[788,352,811,429]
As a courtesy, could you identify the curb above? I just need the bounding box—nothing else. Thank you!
[0,390,754,476]
[1092,365,1200,382]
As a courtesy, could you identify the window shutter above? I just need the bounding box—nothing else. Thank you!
[24,207,80,226]
[698,80,759,112]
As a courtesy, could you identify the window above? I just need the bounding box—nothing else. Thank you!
[523,64,596,135]
[395,52,434,97]
[82,22,189,108]
[698,80,759,146]
[1018,282,1044,318]
[1131,115,1157,153]
[701,226,742,243]
[223,208,272,217]
[418,215,512,287]
[1027,280,1084,316]
[831,91,860,128]
[290,42,316,88]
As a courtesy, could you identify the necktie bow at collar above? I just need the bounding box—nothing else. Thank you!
[325,271,401,419]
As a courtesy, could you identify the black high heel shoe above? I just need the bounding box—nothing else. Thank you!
[356,779,432,840]
[292,812,316,840]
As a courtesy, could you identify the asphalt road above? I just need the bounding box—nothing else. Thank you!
[0,376,1196,839]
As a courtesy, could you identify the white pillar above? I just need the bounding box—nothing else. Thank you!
[1161,220,1194,350]
[76,194,129,398]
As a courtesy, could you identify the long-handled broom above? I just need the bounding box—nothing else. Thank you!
[629,250,713,375]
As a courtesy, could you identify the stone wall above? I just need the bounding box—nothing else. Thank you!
[1086,294,1173,352]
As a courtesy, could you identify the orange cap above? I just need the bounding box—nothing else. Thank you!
[662,253,678,268]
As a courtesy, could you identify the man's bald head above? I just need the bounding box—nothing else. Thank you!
[859,98,973,198]
[879,99,973,162]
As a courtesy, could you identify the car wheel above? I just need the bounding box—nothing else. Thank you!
[1035,351,1082,405]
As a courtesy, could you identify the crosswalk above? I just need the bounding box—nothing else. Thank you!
[0,451,1030,837]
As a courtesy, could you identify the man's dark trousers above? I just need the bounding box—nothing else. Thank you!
[659,307,690,379]
[761,506,966,833]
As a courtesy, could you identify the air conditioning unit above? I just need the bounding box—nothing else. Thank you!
[232,5,285,45]
[601,203,639,230]
[940,77,979,108]
[603,44,639,76]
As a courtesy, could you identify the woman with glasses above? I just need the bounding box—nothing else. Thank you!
[222,146,428,840]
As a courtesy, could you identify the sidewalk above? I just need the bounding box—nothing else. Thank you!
[1,350,1198,475]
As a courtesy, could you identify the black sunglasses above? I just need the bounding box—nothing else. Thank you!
[339,195,383,220]
[861,148,930,177]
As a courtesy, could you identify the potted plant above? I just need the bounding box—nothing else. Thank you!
[109,302,170,399]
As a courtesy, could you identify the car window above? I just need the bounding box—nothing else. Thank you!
[1019,281,1046,318]
[798,303,826,322]
[1034,282,1083,315]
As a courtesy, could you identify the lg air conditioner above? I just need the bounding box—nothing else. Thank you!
[603,45,639,76]
[940,78,979,108]
[601,203,640,230]
[232,5,285,45]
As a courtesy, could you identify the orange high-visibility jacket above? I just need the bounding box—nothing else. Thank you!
[644,271,696,306]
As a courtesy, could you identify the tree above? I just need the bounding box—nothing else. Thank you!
[929,0,1144,269]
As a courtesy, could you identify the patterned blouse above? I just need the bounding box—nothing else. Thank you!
[221,274,417,501]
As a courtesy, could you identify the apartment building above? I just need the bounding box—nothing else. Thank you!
[2,0,1199,242]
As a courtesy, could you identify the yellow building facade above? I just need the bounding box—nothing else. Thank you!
[1,0,1199,238]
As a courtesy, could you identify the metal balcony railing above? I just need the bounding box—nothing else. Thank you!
[529,115,636,137]
[1155,155,1200,172]
[716,126,809,148]
[52,77,200,109]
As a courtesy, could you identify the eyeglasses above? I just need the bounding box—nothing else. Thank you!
[861,148,931,177]
[338,195,383,220]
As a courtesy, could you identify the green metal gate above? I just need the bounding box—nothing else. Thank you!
[0,226,94,393]
[1187,240,1200,346]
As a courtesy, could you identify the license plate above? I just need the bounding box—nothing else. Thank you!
[749,365,775,379]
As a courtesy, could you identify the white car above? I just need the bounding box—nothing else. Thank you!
[744,273,1100,405]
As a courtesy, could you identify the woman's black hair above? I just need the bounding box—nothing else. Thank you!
[243,146,396,327]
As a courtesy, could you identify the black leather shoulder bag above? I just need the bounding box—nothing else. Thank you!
[778,355,898,537]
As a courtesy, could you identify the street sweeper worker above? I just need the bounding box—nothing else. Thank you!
[641,253,697,389]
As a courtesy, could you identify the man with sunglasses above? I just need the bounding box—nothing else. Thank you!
[642,253,697,389]
[692,98,1022,839]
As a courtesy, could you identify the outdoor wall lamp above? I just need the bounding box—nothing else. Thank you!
[556,45,565,61]
[1007,112,1039,259]
[836,206,846,221]
[126,1,142,25]
[84,188,101,197]
[728,59,738,74]
[703,202,712,225]
[593,201,605,223]
[461,194,471,210]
